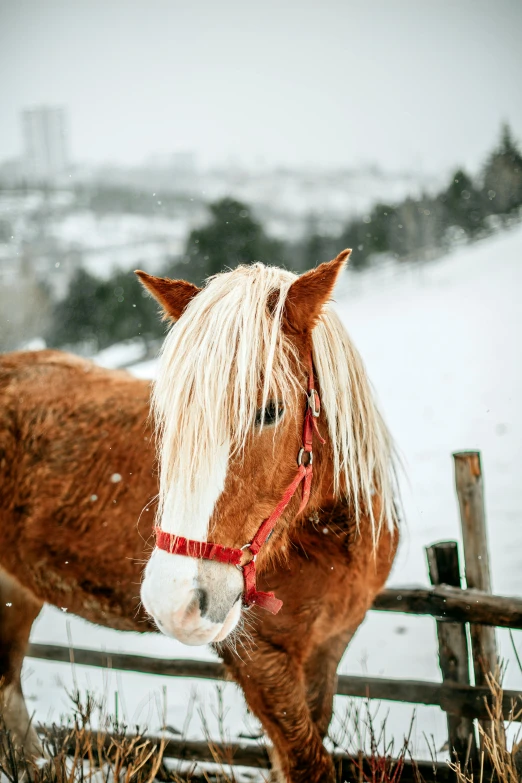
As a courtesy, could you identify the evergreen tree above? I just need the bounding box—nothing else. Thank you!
[183,197,283,283]
[441,169,484,236]
[338,219,371,270]
[48,268,100,347]
[47,268,164,350]
[483,124,522,216]
[369,203,397,254]
[302,232,326,270]
[300,215,341,272]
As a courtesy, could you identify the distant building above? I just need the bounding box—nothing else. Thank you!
[22,106,70,182]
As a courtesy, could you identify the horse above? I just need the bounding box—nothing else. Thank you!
[0,251,399,783]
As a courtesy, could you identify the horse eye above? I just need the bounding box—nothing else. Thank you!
[255,402,284,427]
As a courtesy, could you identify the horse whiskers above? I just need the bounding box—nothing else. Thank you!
[135,494,159,544]
[217,612,256,663]
[229,615,256,660]
[133,600,144,619]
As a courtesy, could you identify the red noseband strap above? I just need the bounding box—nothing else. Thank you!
[154,354,325,615]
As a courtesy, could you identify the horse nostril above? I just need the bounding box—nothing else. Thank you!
[196,588,209,617]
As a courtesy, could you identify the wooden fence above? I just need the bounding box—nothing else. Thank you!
[27,451,522,777]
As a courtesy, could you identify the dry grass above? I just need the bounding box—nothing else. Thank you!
[0,690,168,783]
[330,699,431,782]
[1,686,420,783]
[449,669,522,783]
[2,671,522,783]
[0,687,242,783]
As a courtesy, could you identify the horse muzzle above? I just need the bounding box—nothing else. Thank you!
[141,548,243,645]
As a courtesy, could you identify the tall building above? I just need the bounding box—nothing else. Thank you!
[22,106,70,182]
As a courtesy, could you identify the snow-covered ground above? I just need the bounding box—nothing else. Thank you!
[48,211,190,279]
[25,225,522,771]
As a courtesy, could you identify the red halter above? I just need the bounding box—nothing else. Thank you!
[154,355,325,615]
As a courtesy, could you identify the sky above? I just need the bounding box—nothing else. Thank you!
[1,0,522,175]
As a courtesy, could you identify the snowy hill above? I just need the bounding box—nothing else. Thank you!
[333,224,522,754]
[26,225,522,766]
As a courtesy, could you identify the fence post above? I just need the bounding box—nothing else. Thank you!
[453,451,499,743]
[426,541,477,765]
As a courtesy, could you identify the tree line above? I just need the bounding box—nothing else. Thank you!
[47,125,522,351]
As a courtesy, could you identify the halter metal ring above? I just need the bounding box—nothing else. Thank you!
[297,448,313,466]
[236,542,256,571]
[308,389,320,417]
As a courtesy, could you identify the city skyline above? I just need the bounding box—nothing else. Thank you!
[22,105,70,181]
[1,0,522,176]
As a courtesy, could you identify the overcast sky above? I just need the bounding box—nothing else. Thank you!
[1,0,521,175]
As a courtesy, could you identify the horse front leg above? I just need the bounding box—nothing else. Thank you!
[221,636,336,783]
[0,567,43,758]
[304,631,354,743]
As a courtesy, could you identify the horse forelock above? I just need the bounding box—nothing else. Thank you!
[153,262,398,542]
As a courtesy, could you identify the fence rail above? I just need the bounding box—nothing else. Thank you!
[27,642,522,721]
[372,585,522,628]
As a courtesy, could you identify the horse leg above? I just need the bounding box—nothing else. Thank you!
[304,631,353,743]
[0,568,43,756]
[222,637,336,783]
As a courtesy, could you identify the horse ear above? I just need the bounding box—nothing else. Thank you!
[135,270,201,321]
[283,249,351,334]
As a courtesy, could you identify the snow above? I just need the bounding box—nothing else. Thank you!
[93,338,147,369]
[49,211,186,250]
[47,211,188,279]
[24,225,522,769]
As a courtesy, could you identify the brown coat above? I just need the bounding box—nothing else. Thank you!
[0,347,396,782]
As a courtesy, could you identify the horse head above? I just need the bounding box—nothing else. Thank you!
[136,251,396,645]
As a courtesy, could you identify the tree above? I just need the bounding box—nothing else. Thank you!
[338,219,372,270]
[182,197,284,283]
[47,269,100,347]
[299,214,341,272]
[441,169,485,236]
[483,124,522,216]
[47,268,164,350]
[369,203,397,254]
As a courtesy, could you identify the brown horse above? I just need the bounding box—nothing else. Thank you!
[0,252,398,783]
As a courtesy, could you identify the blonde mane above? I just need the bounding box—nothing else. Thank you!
[153,262,398,538]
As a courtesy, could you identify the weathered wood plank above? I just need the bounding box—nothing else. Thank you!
[372,585,522,628]
[427,541,477,764]
[454,452,498,671]
[454,451,499,744]
[26,644,228,680]
[336,674,521,720]
[27,643,522,720]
